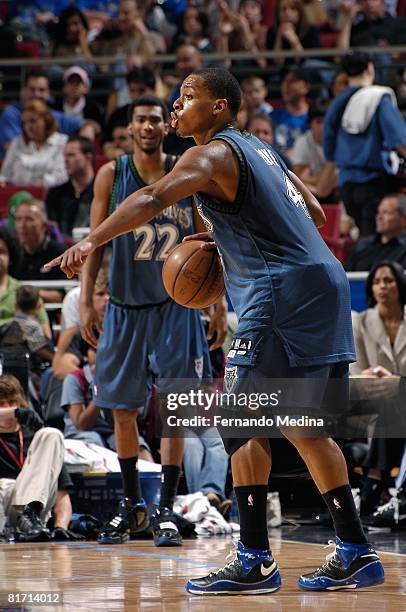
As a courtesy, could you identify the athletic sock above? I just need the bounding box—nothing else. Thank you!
[118,456,142,504]
[323,484,367,544]
[160,465,181,509]
[235,485,270,551]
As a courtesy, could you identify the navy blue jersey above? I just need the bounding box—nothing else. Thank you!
[109,154,194,306]
[195,128,355,366]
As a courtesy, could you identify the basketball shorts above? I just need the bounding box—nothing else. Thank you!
[94,300,211,411]
[222,329,350,456]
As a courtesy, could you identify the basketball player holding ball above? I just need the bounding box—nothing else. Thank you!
[46,69,385,594]
[75,96,227,548]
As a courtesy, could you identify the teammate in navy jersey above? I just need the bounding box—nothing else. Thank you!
[75,96,227,547]
[46,70,384,595]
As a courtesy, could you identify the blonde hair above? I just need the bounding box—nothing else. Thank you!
[22,99,58,140]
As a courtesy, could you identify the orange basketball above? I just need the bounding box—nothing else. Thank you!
[162,240,226,309]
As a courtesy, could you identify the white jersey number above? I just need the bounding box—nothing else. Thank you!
[284,174,311,219]
[133,223,179,261]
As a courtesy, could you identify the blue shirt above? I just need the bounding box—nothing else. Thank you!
[195,128,355,367]
[0,103,82,159]
[323,86,406,185]
[270,108,308,151]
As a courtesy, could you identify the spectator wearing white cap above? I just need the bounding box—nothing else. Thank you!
[53,66,104,130]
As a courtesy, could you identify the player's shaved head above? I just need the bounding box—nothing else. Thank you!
[191,68,242,120]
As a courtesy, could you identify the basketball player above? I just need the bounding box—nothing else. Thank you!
[77,96,226,547]
[46,69,384,594]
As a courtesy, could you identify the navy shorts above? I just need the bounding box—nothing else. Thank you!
[222,329,349,456]
[94,300,211,411]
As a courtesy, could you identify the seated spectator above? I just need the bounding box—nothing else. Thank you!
[345,194,406,271]
[105,66,157,121]
[350,261,406,514]
[291,100,337,200]
[52,270,109,380]
[0,71,82,160]
[267,0,321,63]
[13,286,54,376]
[241,76,273,118]
[167,44,203,108]
[90,0,160,59]
[216,0,268,68]
[13,200,67,304]
[183,428,230,514]
[0,100,68,189]
[0,228,50,335]
[7,0,61,54]
[61,345,116,450]
[0,191,64,245]
[170,6,216,53]
[330,70,349,99]
[271,68,310,154]
[52,6,93,61]
[337,0,406,50]
[247,112,292,168]
[46,136,95,238]
[103,124,134,160]
[53,67,104,129]
[0,374,74,542]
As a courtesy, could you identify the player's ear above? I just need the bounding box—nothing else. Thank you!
[213,98,228,116]
[127,122,133,137]
[163,120,170,136]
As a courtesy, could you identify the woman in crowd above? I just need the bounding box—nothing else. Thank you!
[0,100,67,189]
[267,0,320,63]
[170,6,216,53]
[350,261,406,514]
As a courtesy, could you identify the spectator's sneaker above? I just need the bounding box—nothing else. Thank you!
[98,498,149,545]
[298,537,384,591]
[15,506,51,542]
[363,491,406,531]
[150,507,182,547]
[186,541,281,595]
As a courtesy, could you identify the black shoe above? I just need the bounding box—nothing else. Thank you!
[52,527,85,541]
[150,507,182,547]
[15,506,51,542]
[298,537,384,591]
[360,478,384,516]
[363,491,406,531]
[186,541,282,595]
[98,498,149,545]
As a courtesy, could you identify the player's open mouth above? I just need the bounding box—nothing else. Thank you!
[170,112,178,129]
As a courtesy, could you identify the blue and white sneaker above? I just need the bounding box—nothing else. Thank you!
[186,541,282,595]
[298,537,385,591]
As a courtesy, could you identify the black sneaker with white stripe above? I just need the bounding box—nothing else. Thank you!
[150,507,182,547]
[363,490,406,531]
[98,498,149,544]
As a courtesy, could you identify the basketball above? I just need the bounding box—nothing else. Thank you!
[162,240,226,308]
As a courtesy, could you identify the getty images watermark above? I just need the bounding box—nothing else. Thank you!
[165,389,325,429]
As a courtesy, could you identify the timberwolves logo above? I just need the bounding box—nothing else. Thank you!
[194,357,203,380]
[224,366,238,394]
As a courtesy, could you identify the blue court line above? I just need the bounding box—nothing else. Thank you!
[64,543,216,567]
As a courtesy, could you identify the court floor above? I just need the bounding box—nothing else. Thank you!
[0,535,405,611]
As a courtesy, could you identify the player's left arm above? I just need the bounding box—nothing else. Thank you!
[44,145,219,278]
[288,170,326,228]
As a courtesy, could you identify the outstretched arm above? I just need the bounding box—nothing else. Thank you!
[44,145,220,278]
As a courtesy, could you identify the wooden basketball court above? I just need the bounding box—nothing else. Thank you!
[0,537,404,611]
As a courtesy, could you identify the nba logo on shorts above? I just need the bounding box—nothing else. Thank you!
[224,366,238,394]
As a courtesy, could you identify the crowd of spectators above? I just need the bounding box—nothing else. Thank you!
[0,0,405,539]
